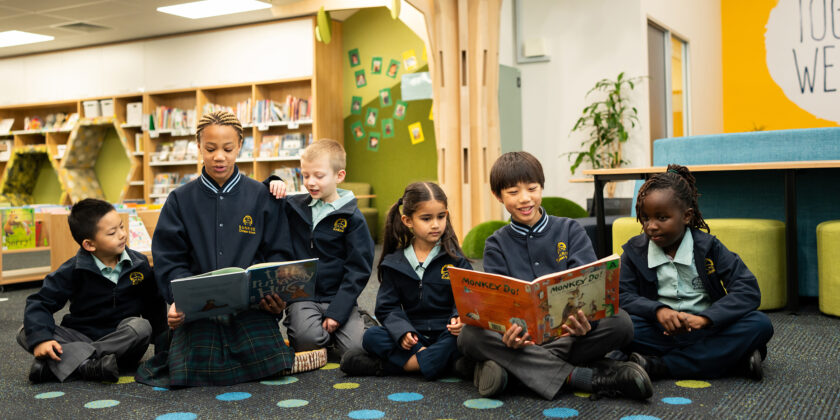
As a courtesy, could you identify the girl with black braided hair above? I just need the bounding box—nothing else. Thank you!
[619,164,774,381]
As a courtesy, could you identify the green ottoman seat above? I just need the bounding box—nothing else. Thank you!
[817,221,840,316]
[612,217,786,310]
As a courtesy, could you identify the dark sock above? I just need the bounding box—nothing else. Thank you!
[568,367,594,392]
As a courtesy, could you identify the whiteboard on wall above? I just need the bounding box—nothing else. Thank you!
[0,19,313,105]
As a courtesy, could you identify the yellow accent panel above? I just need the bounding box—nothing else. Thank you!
[31,160,63,204]
[817,221,840,316]
[722,0,839,132]
[612,217,786,310]
[95,128,132,202]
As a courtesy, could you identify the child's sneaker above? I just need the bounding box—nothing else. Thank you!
[745,349,763,381]
[628,352,669,379]
[591,361,653,400]
[474,360,507,397]
[454,355,476,380]
[78,354,119,382]
[340,348,384,376]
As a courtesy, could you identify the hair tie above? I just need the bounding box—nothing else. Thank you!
[397,197,403,206]
[667,168,680,174]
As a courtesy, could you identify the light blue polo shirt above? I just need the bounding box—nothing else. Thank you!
[92,249,132,285]
[309,188,355,230]
[404,242,441,278]
[649,228,711,313]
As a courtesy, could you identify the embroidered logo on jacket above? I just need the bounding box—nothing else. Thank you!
[704,258,716,274]
[239,215,256,234]
[556,242,568,262]
[333,218,348,232]
[129,272,144,285]
[441,264,454,280]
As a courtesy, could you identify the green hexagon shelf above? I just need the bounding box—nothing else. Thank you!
[60,118,137,203]
[0,145,66,206]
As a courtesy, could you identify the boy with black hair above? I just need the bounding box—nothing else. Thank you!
[18,198,165,383]
[456,151,653,400]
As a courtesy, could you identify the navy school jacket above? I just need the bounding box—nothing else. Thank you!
[483,214,597,280]
[376,249,472,343]
[152,167,293,303]
[285,193,374,325]
[23,248,165,351]
[619,228,762,328]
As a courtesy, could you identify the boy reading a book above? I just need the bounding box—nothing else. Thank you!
[268,139,374,359]
[18,199,165,383]
[456,151,652,400]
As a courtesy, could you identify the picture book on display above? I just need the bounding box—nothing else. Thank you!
[2,207,36,250]
[171,258,318,322]
[447,254,620,345]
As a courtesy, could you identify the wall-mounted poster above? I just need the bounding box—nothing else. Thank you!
[386,59,400,79]
[351,96,362,115]
[381,118,394,138]
[368,132,381,151]
[365,108,378,127]
[348,48,361,67]
[371,56,383,74]
[351,121,365,141]
[393,100,407,120]
[408,122,424,145]
[379,88,392,107]
[355,69,367,88]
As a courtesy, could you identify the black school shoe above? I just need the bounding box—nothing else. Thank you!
[745,349,763,381]
[29,358,57,384]
[591,360,653,400]
[339,348,385,376]
[629,352,670,380]
[453,355,477,380]
[474,360,507,397]
[78,354,119,382]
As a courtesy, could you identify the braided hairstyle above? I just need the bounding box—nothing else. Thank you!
[378,182,465,282]
[635,163,710,232]
[196,110,244,143]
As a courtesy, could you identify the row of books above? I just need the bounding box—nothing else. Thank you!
[151,172,199,196]
[0,114,80,133]
[257,133,311,158]
[151,140,199,163]
[271,167,305,194]
[252,95,312,125]
[203,101,252,125]
[148,106,197,133]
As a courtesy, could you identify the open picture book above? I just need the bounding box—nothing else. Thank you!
[447,254,620,345]
[171,258,318,322]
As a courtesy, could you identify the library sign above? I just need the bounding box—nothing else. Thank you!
[766,0,840,123]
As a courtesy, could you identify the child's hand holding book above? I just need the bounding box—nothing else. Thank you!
[259,293,286,315]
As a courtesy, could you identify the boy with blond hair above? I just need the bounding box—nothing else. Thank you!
[268,139,374,358]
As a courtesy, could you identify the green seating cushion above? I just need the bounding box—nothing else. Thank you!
[817,221,840,316]
[462,220,508,259]
[542,196,589,219]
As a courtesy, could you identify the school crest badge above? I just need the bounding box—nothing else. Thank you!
[129,272,144,285]
[705,258,716,274]
[556,242,568,262]
[239,214,256,234]
[441,264,454,280]
[333,218,348,232]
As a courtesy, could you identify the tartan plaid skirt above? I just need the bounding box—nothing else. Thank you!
[136,310,294,387]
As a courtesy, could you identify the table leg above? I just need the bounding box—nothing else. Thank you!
[785,169,798,313]
[594,176,607,258]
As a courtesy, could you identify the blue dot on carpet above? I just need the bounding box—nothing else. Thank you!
[156,413,197,420]
[261,377,298,385]
[543,407,579,418]
[153,387,168,391]
[84,400,120,409]
[216,392,251,401]
[620,416,661,420]
[388,392,423,402]
[277,399,309,408]
[662,397,692,405]
[348,409,385,419]
[463,398,503,409]
[35,391,64,399]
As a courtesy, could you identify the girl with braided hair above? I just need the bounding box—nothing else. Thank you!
[620,164,774,381]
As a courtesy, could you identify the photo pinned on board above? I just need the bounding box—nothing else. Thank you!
[368,132,381,151]
[371,57,383,74]
[365,108,378,127]
[351,96,362,115]
[393,100,408,120]
[381,118,395,138]
[408,122,425,145]
[355,69,367,88]
[351,121,365,141]
[402,49,418,71]
[348,48,361,67]
[386,59,400,79]
[379,88,392,107]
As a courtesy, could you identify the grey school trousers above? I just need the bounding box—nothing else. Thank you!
[17,317,152,382]
[457,309,634,400]
[283,301,364,358]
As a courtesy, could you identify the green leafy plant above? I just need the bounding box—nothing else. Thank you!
[567,72,641,174]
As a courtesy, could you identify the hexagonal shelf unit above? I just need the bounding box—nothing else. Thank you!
[59,118,137,203]
[0,145,66,206]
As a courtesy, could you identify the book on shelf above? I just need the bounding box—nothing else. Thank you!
[0,118,13,134]
[171,140,188,161]
[179,173,199,186]
[0,140,12,160]
[135,133,143,152]
[126,102,143,126]
[2,207,36,250]
[447,254,621,345]
[82,100,101,118]
[61,113,79,131]
[185,140,198,161]
[171,258,318,322]
[56,144,67,159]
[152,142,173,162]
[259,135,281,158]
[152,106,196,133]
[271,167,303,193]
[203,100,252,125]
[99,99,115,118]
[127,214,152,252]
[152,172,178,195]
[240,136,254,159]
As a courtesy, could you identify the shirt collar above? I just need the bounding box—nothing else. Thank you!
[92,249,132,273]
[308,188,355,210]
[648,227,694,268]
[200,165,242,194]
[509,207,549,236]
[404,242,442,273]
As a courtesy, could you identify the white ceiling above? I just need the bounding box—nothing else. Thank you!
[0,0,291,58]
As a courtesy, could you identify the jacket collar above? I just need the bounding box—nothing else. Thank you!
[381,247,450,280]
[623,227,714,283]
[289,192,358,225]
[199,166,242,195]
[74,247,146,278]
[508,208,549,237]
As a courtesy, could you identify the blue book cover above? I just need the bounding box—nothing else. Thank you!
[171,258,317,322]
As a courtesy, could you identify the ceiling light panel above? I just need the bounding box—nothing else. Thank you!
[157,0,271,19]
[0,30,54,48]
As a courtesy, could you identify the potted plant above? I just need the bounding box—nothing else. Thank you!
[567,72,641,203]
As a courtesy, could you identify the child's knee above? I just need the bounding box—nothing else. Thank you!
[123,317,153,340]
[289,328,330,351]
[744,311,774,342]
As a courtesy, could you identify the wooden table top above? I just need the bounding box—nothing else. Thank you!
[582,160,840,177]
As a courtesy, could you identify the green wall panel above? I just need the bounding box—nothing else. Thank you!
[31,160,62,204]
[94,129,131,203]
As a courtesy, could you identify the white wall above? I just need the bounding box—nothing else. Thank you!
[0,19,313,105]
[499,0,723,207]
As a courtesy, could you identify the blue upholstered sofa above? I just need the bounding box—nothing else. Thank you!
[633,127,840,297]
